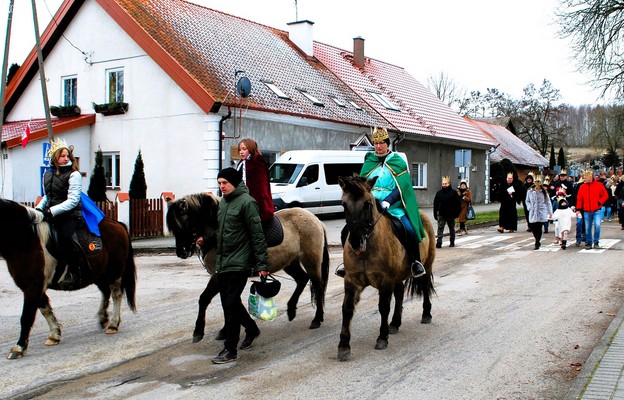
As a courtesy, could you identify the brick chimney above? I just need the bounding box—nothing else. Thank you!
[353,36,365,68]
[287,20,314,57]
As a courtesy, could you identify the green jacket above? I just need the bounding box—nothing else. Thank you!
[361,151,426,242]
[215,183,269,274]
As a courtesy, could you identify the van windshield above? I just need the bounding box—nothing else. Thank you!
[269,163,304,184]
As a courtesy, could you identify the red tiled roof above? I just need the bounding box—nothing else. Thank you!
[464,118,548,167]
[314,42,494,147]
[1,115,96,149]
[110,0,386,127]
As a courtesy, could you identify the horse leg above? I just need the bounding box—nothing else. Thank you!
[104,279,123,334]
[7,290,41,359]
[39,293,62,346]
[375,286,393,350]
[284,262,309,323]
[97,283,112,329]
[421,276,433,324]
[389,281,404,334]
[193,275,220,343]
[338,283,361,361]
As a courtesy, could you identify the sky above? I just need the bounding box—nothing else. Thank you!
[0,0,611,106]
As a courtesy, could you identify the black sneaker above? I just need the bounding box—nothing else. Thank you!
[240,330,260,350]
[593,242,600,249]
[585,244,592,250]
[435,242,442,249]
[212,351,237,364]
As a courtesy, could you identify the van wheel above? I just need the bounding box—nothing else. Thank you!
[290,202,301,209]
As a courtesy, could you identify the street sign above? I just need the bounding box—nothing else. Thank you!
[42,142,51,166]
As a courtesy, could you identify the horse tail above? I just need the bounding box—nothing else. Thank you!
[406,274,435,298]
[310,226,330,307]
[120,223,137,312]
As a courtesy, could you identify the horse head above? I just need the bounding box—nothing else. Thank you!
[166,193,219,259]
[338,175,379,254]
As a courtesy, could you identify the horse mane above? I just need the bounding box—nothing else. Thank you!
[341,175,369,199]
[166,192,220,233]
[0,199,49,254]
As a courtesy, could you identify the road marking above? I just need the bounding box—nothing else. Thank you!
[495,238,535,251]
[579,239,620,253]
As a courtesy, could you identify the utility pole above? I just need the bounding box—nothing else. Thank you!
[31,0,54,141]
[0,0,15,135]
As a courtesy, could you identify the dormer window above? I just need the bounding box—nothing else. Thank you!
[297,88,324,107]
[367,90,400,111]
[349,101,363,110]
[330,96,346,107]
[262,80,290,100]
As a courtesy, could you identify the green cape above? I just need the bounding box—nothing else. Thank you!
[361,152,426,242]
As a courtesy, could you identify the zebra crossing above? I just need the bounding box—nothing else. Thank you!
[440,234,620,253]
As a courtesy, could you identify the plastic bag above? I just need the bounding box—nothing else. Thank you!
[466,204,476,220]
[248,293,278,321]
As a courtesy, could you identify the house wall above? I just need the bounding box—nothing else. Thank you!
[6,0,220,200]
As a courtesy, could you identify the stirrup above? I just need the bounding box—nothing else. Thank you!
[335,264,345,278]
[411,261,426,278]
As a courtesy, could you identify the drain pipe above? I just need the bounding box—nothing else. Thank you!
[217,108,232,195]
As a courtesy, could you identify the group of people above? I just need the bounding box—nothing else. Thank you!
[498,168,620,251]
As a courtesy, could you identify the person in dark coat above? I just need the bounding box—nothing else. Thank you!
[497,172,522,233]
[521,173,534,232]
[456,180,472,235]
[433,176,461,248]
[212,168,269,364]
[236,138,274,223]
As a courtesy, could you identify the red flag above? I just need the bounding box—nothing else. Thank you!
[21,124,30,148]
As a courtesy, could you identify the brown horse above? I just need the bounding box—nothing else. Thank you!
[337,175,436,361]
[0,199,137,359]
[166,193,330,342]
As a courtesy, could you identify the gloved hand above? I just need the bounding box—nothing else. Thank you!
[42,209,53,222]
[381,201,390,210]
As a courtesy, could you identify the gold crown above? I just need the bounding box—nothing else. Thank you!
[442,176,451,184]
[371,126,389,143]
[506,172,513,179]
[583,170,593,179]
[560,168,567,175]
[47,137,69,157]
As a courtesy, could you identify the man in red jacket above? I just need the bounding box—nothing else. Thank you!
[575,170,609,249]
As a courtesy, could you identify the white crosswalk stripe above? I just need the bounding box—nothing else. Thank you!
[439,235,621,252]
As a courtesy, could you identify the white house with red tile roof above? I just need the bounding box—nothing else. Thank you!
[1,0,495,207]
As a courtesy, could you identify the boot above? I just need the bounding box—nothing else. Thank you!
[406,234,426,278]
[561,240,567,250]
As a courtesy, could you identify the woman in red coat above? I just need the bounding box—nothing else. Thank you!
[236,138,275,222]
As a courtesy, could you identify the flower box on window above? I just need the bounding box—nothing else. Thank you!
[92,101,129,116]
[50,105,81,118]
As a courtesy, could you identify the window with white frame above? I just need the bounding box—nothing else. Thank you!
[102,152,120,188]
[62,76,77,106]
[106,68,124,103]
[367,90,400,111]
[412,162,427,188]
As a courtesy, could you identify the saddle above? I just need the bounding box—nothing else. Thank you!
[387,214,410,249]
[262,217,284,248]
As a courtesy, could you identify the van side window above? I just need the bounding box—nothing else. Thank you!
[324,163,364,185]
[298,164,319,186]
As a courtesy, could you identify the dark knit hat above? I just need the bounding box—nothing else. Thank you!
[217,167,242,187]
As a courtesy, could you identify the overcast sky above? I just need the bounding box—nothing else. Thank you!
[0,0,610,106]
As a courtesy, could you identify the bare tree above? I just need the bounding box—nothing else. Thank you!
[588,104,624,154]
[426,72,466,109]
[556,0,624,100]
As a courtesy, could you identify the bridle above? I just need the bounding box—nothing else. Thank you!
[345,199,386,240]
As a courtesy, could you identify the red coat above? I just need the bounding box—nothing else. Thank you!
[237,155,275,221]
[575,180,609,213]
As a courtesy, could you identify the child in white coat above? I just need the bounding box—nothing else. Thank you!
[551,199,577,249]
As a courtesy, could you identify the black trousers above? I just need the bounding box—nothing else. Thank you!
[216,271,259,355]
[528,222,543,245]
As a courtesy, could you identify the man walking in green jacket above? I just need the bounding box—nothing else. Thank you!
[213,167,269,364]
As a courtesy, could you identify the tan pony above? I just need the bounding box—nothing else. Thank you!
[337,175,436,361]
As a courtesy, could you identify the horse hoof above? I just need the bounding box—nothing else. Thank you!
[421,316,432,324]
[309,320,322,329]
[105,327,118,334]
[287,308,297,322]
[44,338,60,346]
[375,340,388,350]
[7,346,24,360]
[337,348,351,361]
[389,326,399,335]
[192,334,204,343]
[100,320,109,329]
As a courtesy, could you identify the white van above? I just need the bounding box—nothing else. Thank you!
[269,150,369,215]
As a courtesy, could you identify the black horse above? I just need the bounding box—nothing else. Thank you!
[0,199,137,359]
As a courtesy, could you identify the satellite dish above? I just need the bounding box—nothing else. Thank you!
[236,76,252,98]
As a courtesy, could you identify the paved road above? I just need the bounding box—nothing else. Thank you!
[1,219,623,399]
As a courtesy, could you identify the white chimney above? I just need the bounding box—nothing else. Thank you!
[287,20,314,57]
